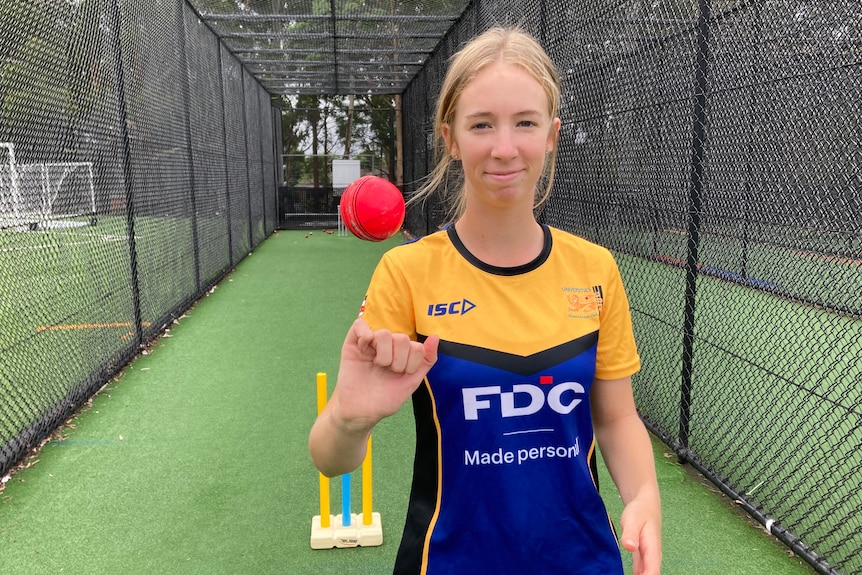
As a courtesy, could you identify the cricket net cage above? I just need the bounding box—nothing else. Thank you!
[1,2,859,574]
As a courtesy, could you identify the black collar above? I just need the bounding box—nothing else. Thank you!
[446,224,552,276]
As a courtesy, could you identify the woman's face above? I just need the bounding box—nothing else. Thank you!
[444,61,560,213]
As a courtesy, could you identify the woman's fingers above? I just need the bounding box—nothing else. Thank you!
[347,318,439,377]
[374,331,422,374]
[370,329,393,367]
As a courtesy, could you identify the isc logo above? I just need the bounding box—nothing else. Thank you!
[427,299,476,316]
[462,382,585,420]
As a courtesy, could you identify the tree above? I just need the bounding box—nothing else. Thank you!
[295,94,322,186]
[354,95,397,182]
[0,1,102,160]
[280,96,307,186]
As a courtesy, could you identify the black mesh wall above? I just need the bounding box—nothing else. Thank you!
[122,0,199,335]
[221,44,254,262]
[244,70,265,247]
[402,1,861,574]
[1,1,280,480]
[184,6,232,288]
[259,86,278,238]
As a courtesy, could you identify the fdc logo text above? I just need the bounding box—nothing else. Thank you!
[462,382,586,420]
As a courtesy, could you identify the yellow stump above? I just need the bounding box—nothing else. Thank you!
[316,373,330,529]
[362,435,373,526]
[310,372,382,549]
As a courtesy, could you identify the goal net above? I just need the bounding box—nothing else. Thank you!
[1,142,97,230]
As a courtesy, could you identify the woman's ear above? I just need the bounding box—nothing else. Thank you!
[547,117,561,153]
[442,123,458,159]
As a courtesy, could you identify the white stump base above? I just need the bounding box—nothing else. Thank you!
[310,513,383,549]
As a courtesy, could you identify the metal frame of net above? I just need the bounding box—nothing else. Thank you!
[186,0,474,95]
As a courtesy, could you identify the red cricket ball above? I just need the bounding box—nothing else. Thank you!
[339,176,405,241]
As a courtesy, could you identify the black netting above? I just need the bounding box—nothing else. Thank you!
[1,0,280,478]
[221,44,254,262]
[187,0,474,95]
[402,1,860,573]
[185,6,232,288]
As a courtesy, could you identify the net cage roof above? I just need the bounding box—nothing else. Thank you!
[188,0,473,96]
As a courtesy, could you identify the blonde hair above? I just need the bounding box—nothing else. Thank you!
[408,26,561,222]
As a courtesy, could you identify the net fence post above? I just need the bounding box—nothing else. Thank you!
[216,40,235,268]
[176,0,202,294]
[109,0,143,349]
[257,89,269,237]
[241,70,253,251]
[679,0,712,462]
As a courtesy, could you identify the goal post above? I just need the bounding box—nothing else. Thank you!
[0,142,97,230]
[0,142,23,219]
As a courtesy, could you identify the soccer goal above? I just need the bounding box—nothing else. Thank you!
[0,142,97,231]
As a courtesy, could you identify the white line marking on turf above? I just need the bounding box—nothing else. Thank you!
[0,236,125,253]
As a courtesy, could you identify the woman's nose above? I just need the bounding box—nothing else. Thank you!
[491,128,517,160]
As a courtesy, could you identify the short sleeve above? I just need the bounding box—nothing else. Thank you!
[358,251,418,340]
[594,256,641,380]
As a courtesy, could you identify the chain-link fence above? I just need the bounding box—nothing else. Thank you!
[403,1,861,574]
[1,1,280,478]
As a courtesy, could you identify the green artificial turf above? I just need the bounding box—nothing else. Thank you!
[0,230,817,574]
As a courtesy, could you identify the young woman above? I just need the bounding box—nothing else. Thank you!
[309,26,662,575]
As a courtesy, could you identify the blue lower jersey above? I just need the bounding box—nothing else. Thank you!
[360,225,641,575]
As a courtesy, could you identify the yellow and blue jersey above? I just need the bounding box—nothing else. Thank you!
[360,225,640,575]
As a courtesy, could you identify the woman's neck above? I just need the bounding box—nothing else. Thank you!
[454,211,545,268]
